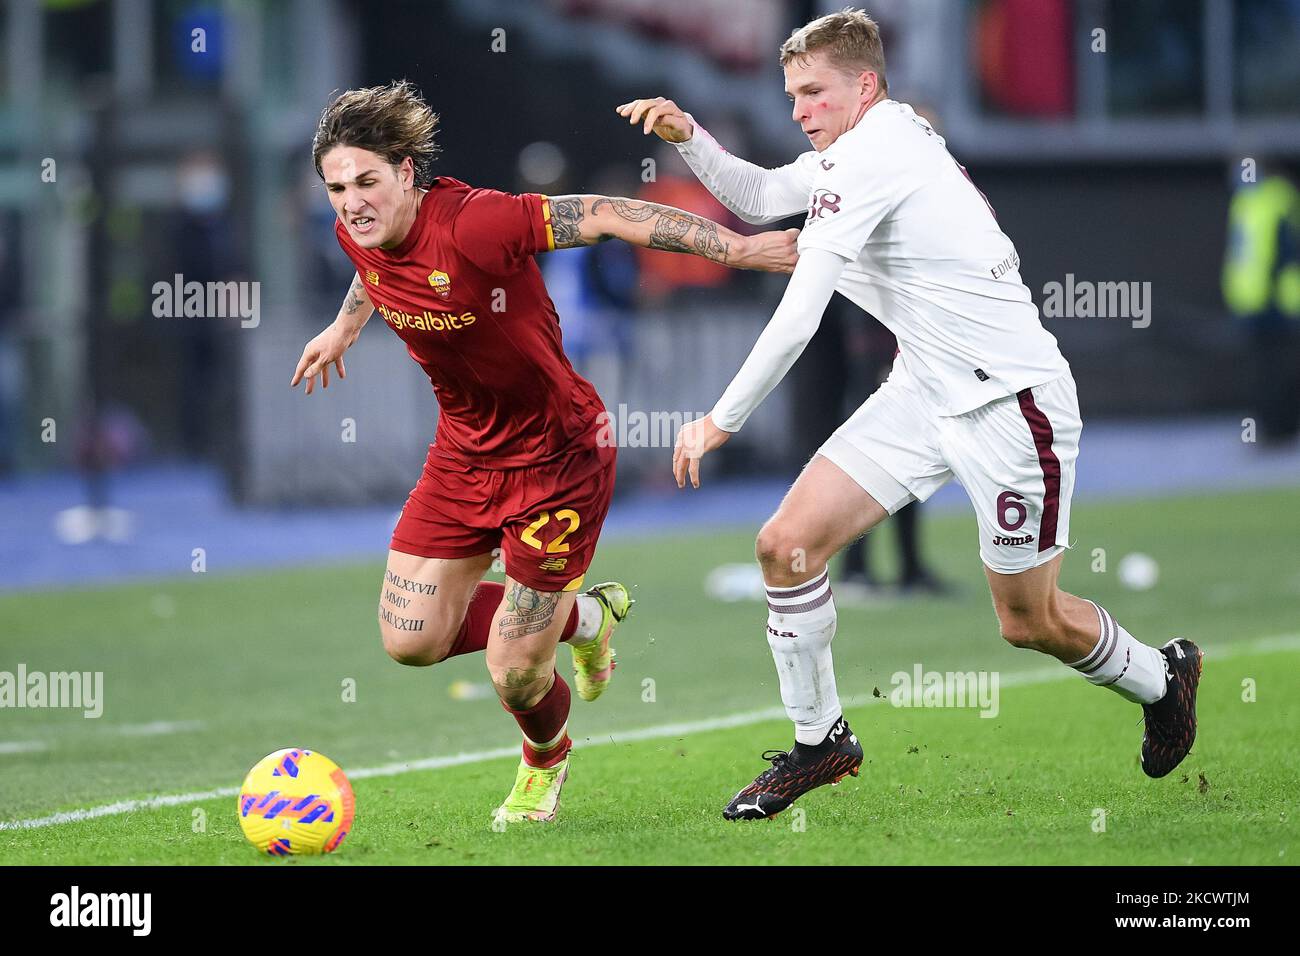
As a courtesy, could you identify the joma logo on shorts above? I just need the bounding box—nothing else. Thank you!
[993,534,1035,546]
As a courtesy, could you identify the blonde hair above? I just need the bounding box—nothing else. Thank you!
[779,7,888,94]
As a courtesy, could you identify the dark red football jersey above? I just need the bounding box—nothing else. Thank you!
[334,177,605,468]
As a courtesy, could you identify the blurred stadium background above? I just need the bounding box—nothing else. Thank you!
[0,0,1294,541]
[1,0,1298,521]
[1,0,1298,857]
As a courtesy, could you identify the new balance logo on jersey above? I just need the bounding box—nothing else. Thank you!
[806,189,842,221]
[820,159,835,170]
[973,368,990,381]
[993,534,1035,546]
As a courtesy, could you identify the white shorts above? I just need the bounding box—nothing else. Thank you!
[819,361,1081,574]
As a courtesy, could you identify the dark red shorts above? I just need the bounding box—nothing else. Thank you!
[390,440,617,593]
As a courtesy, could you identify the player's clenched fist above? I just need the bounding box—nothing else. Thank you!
[615,97,694,143]
[291,322,356,395]
[735,228,800,274]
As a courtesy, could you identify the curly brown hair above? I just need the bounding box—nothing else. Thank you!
[312,79,440,188]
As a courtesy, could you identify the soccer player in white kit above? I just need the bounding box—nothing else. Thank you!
[618,9,1204,820]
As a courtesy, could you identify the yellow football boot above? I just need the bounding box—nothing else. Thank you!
[569,581,633,702]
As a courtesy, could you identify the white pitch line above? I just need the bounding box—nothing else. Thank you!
[2,634,1296,833]
[0,741,48,755]
[0,787,243,830]
[113,720,205,737]
[1236,633,1300,654]
[0,721,203,759]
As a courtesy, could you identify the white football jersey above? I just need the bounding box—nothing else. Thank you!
[680,101,1069,417]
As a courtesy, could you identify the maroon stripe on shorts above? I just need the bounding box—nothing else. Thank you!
[1016,387,1060,553]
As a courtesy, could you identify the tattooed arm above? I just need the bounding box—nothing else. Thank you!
[546,195,798,273]
[291,273,374,394]
[335,271,375,335]
[615,98,815,225]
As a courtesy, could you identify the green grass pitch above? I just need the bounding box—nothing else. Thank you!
[1,488,1297,865]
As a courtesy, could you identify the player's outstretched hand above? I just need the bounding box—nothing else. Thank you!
[615,97,694,143]
[673,414,731,489]
[732,228,800,274]
[291,322,354,396]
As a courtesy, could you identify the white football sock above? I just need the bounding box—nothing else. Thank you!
[765,569,842,745]
[1068,601,1167,704]
[568,594,603,643]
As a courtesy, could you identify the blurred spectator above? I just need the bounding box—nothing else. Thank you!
[1222,161,1300,444]
[299,164,358,315]
[1235,0,1300,115]
[972,0,1073,117]
[1106,0,1204,116]
[554,0,783,72]
[0,218,20,474]
[171,151,241,459]
[858,0,946,106]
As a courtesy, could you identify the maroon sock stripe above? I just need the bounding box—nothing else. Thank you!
[1070,602,1106,670]
[1073,601,1114,673]
[1016,387,1060,553]
[1091,606,1125,677]
[767,588,834,615]
[766,569,829,601]
[1081,608,1123,676]
[1080,608,1116,675]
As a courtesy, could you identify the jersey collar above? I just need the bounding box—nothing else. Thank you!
[385,184,436,258]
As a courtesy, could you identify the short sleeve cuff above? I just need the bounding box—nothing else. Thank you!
[532,194,557,252]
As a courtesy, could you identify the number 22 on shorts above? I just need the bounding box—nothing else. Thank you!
[520,509,581,553]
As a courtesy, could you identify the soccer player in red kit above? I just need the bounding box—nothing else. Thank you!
[291,81,798,823]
